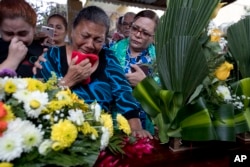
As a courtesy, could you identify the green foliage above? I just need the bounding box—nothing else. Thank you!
[133,0,250,143]
[227,16,250,78]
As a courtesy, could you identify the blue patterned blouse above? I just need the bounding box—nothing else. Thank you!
[35,46,141,120]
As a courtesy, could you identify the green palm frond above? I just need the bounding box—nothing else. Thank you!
[155,0,220,104]
[227,16,250,78]
[158,36,208,104]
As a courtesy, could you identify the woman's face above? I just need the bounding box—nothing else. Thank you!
[129,17,155,52]
[47,17,67,46]
[71,20,106,55]
[0,17,35,46]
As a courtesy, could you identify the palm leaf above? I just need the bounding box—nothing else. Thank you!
[227,16,250,78]
[155,0,220,104]
[158,36,208,104]
[156,0,220,53]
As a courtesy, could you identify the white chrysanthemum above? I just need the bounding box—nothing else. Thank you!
[12,78,28,90]
[6,118,43,152]
[6,118,25,133]
[91,103,101,122]
[0,133,23,162]
[100,127,110,150]
[23,91,49,118]
[38,139,53,155]
[13,89,31,103]
[20,125,43,152]
[216,85,232,101]
[67,109,85,126]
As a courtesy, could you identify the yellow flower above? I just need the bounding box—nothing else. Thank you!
[100,114,113,137]
[80,122,99,139]
[25,78,46,92]
[214,61,234,81]
[56,90,73,106]
[210,28,223,42]
[211,2,227,19]
[0,162,13,167]
[0,104,15,121]
[116,114,131,135]
[4,80,16,94]
[51,120,78,150]
[46,100,65,112]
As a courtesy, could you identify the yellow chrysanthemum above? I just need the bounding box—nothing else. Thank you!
[0,162,13,167]
[100,114,113,137]
[214,61,234,81]
[0,104,15,121]
[51,120,78,149]
[116,114,131,135]
[80,122,99,139]
[46,100,65,112]
[25,78,46,92]
[4,80,16,94]
[56,90,73,106]
[210,28,223,42]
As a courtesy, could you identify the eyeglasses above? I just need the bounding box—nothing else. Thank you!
[130,25,155,38]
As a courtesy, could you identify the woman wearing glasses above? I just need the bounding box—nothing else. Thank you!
[110,10,159,134]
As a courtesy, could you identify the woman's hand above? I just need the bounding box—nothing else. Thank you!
[128,118,153,139]
[60,56,97,87]
[125,64,146,87]
[32,48,48,75]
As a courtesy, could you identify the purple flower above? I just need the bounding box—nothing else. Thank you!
[0,69,17,77]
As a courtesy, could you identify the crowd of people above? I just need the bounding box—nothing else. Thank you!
[0,0,160,139]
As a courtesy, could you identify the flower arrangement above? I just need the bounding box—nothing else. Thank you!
[0,72,143,167]
[133,0,250,144]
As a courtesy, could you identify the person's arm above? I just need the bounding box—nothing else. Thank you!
[105,50,153,139]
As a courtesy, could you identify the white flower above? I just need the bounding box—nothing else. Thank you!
[6,118,43,152]
[100,127,110,150]
[13,89,31,103]
[91,102,101,122]
[67,109,85,126]
[21,125,43,152]
[38,139,53,155]
[0,133,23,162]
[216,85,232,101]
[23,91,49,118]
[12,78,28,90]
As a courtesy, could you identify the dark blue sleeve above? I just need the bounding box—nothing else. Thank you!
[35,47,63,80]
[104,49,140,119]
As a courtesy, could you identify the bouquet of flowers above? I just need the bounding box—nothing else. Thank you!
[0,72,137,167]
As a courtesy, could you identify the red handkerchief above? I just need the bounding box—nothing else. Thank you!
[71,51,99,84]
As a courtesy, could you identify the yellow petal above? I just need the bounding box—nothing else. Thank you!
[214,61,233,80]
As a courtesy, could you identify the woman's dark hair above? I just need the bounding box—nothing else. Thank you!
[73,6,110,37]
[133,10,159,31]
[47,13,68,31]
